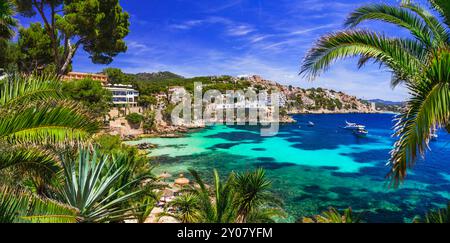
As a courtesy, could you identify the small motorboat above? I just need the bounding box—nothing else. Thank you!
[307,121,315,127]
[344,121,365,130]
[353,128,369,137]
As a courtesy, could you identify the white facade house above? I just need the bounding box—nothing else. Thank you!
[105,84,139,106]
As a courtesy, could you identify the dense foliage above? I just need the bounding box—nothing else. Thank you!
[126,112,144,125]
[13,0,130,74]
[62,78,112,119]
[0,0,17,40]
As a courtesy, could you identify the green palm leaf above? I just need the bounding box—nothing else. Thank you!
[389,51,450,185]
[0,74,64,108]
[188,169,237,223]
[0,145,60,180]
[0,100,99,145]
[302,207,361,223]
[0,0,17,40]
[345,4,434,47]
[233,168,282,223]
[424,202,450,223]
[0,186,78,223]
[301,30,424,85]
[426,0,450,27]
[162,193,201,223]
[401,2,450,45]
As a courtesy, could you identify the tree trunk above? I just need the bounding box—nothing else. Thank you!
[58,40,79,75]
[59,51,74,75]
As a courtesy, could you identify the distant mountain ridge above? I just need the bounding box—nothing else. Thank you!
[134,71,184,81]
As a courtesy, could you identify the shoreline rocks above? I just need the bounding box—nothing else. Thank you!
[137,143,158,150]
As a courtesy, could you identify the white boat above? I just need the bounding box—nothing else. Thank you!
[344,121,365,130]
[353,128,369,137]
[307,121,315,127]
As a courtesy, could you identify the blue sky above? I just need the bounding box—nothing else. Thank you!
[19,0,435,101]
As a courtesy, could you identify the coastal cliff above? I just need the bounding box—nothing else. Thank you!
[245,75,378,114]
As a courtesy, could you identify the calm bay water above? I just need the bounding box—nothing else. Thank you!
[128,114,450,222]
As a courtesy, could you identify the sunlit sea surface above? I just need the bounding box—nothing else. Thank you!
[128,114,450,222]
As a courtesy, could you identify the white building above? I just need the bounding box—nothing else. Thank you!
[105,84,139,106]
[0,69,7,80]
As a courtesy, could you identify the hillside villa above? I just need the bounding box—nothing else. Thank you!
[62,71,140,107]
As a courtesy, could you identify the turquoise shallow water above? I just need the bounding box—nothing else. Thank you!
[128,114,450,222]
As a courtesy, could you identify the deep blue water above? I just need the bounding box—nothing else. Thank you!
[130,114,450,222]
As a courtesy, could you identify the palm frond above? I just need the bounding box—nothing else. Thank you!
[401,2,450,46]
[0,100,99,145]
[427,0,450,27]
[302,207,361,223]
[188,169,237,223]
[0,0,18,40]
[345,4,434,47]
[424,202,450,223]
[164,193,201,223]
[0,145,60,181]
[233,168,280,222]
[0,186,78,223]
[389,51,450,185]
[300,30,424,85]
[0,74,64,108]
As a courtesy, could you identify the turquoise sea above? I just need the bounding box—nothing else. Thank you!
[128,114,450,222]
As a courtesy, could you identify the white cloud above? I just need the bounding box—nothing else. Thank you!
[226,25,255,36]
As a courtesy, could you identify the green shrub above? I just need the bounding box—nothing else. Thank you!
[126,113,144,125]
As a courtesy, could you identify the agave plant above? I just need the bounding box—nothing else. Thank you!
[300,0,450,186]
[0,74,99,185]
[0,186,78,223]
[0,0,17,40]
[58,147,142,223]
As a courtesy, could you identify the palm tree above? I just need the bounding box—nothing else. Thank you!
[183,169,285,223]
[0,74,100,186]
[189,169,237,223]
[162,193,202,223]
[300,0,450,186]
[58,147,142,223]
[0,0,17,40]
[233,168,283,223]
